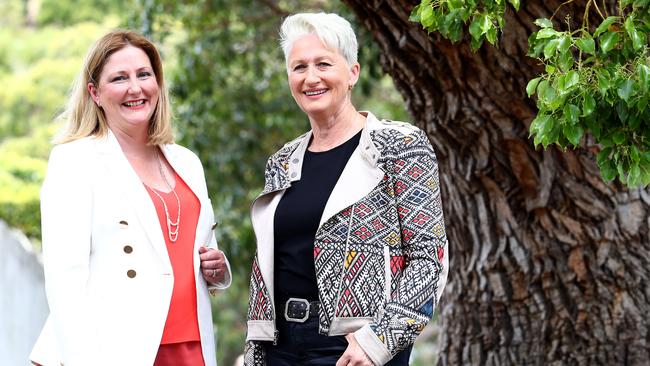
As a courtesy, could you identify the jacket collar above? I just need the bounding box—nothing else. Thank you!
[263,111,382,195]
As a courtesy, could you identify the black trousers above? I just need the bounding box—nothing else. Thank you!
[264,317,412,365]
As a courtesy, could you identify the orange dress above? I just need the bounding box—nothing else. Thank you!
[145,171,205,366]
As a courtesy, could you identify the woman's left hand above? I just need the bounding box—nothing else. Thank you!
[199,246,227,284]
[335,333,374,366]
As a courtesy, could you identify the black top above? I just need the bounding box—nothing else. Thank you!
[274,130,362,308]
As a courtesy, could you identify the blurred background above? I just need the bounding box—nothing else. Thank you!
[0,0,438,365]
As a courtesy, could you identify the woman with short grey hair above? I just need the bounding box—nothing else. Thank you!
[244,12,449,366]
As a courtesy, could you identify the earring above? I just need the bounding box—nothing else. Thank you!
[348,84,354,91]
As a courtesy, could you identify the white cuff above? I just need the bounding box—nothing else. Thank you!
[354,324,392,366]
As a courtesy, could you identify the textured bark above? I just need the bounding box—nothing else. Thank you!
[341,1,650,365]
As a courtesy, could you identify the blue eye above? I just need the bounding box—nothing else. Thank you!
[111,75,127,82]
[317,62,331,67]
[138,71,152,78]
[293,64,306,71]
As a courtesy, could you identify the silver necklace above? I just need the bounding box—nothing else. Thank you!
[148,149,180,242]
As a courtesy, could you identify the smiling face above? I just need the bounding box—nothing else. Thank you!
[88,45,159,136]
[287,34,359,120]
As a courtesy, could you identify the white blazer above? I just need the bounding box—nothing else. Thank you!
[29,131,231,366]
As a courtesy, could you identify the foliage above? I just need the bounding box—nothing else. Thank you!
[410,0,520,50]
[37,0,129,26]
[527,1,650,186]
[411,0,650,187]
[0,5,119,239]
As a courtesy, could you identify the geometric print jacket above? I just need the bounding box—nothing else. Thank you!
[244,112,449,365]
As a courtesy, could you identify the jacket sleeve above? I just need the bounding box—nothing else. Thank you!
[187,150,232,292]
[354,129,449,365]
[40,144,99,365]
[244,340,266,366]
[206,231,232,291]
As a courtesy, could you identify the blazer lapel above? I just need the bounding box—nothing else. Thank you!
[318,146,385,227]
[95,132,171,270]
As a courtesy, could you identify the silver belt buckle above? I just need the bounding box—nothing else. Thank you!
[284,297,310,323]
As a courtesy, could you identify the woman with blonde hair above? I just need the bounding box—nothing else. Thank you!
[30,29,231,366]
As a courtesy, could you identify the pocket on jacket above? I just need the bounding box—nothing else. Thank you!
[334,242,386,318]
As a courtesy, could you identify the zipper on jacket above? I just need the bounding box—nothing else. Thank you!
[273,329,279,345]
[384,245,391,303]
[330,204,356,334]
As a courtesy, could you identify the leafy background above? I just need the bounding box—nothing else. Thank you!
[0,0,437,365]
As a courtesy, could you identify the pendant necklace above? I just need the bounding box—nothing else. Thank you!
[148,149,181,242]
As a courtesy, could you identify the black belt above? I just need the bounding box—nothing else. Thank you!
[283,298,320,323]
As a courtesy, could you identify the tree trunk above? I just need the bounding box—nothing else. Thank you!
[341,0,650,364]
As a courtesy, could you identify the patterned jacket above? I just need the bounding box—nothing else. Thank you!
[244,112,449,365]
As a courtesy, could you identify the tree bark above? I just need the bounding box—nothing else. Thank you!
[341,1,650,365]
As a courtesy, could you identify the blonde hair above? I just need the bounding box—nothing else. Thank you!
[55,29,173,145]
[279,12,358,68]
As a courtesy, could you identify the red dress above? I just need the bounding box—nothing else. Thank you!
[145,171,205,366]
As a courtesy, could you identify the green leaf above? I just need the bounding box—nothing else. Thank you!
[638,64,650,91]
[582,93,596,116]
[598,73,613,96]
[600,159,617,181]
[637,97,648,112]
[630,145,640,163]
[559,50,574,72]
[421,5,435,27]
[545,64,556,74]
[534,18,553,29]
[537,28,558,39]
[470,36,484,51]
[543,39,559,58]
[565,70,580,90]
[446,12,464,42]
[585,114,601,138]
[575,36,596,54]
[480,14,492,34]
[526,77,542,97]
[613,131,626,145]
[563,123,584,146]
[616,101,630,123]
[448,0,464,10]
[600,31,620,54]
[597,147,612,166]
[628,113,641,130]
[617,160,626,179]
[469,17,483,40]
[617,79,634,102]
[508,0,520,10]
[628,163,641,186]
[486,26,498,44]
[623,14,646,51]
[528,32,545,57]
[558,36,572,53]
[541,84,559,109]
[529,113,550,138]
[640,158,650,186]
[409,4,422,22]
[543,121,561,148]
[594,16,619,37]
[632,31,646,51]
[624,15,635,39]
[563,103,580,124]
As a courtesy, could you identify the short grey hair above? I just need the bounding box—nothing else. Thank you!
[280,12,358,67]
